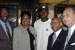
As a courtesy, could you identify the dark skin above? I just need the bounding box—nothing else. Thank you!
[40,9,49,22]
[51,18,62,32]
[0,8,8,23]
[21,14,30,29]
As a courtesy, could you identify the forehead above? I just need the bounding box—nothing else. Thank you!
[63,8,73,14]
[52,18,61,22]
[23,14,29,17]
[1,8,8,13]
[52,18,58,22]
[1,8,7,11]
[40,9,48,12]
[22,14,30,18]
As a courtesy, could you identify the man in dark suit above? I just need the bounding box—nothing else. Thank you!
[47,17,68,50]
[0,7,13,50]
[62,7,75,50]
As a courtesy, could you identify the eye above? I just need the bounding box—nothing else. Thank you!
[51,22,58,25]
[66,14,69,17]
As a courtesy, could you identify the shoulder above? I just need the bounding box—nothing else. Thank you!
[29,26,36,36]
[29,26,34,29]
[29,26,35,31]
[47,18,51,22]
[8,21,14,28]
[61,28,68,33]
[60,29,68,36]
[49,32,53,38]
[34,19,41,24]
[14,25,22,31]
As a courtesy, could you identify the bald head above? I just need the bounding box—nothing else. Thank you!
[51,17,63,32]
[52,17,62,23]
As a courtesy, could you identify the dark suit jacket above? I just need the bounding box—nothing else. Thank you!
[65,30,75,50]
[0,21,13,50]
[47,29,68,50]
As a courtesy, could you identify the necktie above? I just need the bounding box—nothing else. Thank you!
[51,32,56,47]
[64,29,71,50]
[5,23,11,40]
[47,32,55,49]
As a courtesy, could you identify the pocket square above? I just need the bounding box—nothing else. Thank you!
[70,43,75,45]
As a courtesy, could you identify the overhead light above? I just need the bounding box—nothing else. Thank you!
[42,6,46,8]
[35,8,38,12]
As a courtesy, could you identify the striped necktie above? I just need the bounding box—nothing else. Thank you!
[51,32,56,47]
[5,23,11,40]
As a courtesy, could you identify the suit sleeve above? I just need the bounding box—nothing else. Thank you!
[47,36,51,50]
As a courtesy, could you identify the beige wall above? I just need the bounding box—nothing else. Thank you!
[48,4,56,19]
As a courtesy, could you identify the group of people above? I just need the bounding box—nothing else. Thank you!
[0,6,75,50]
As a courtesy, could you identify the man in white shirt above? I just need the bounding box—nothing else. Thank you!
[34,6,53,50]
[47,17,68,50]
[62,7,75,50]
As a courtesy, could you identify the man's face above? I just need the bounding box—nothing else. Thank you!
[62,8,75,28]
[21,14,30,26]
[51,18,62,32]
[40,9,48,19]
[0,8,8,22]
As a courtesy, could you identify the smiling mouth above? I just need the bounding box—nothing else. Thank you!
[4,17,7,19]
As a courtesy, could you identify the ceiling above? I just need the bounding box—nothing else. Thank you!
[0,0,40,10]
[0,0,39,6]
[40,0,65,4]
[40,0,75,5]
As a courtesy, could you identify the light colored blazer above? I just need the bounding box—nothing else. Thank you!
[13,25,36,50]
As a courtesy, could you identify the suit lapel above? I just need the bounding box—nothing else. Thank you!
[65,30,75,50]
[47,32,55,50]
[47,29,68,50]
[0,23,8,39]
[52,29,68,50]
[53,29,66,45]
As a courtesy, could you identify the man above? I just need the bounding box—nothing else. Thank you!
[47,17,68,50]
[62,7,75,50]
[34,6,53,50]
[0,7,13,50]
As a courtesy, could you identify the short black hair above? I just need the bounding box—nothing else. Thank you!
[21,11,31,19]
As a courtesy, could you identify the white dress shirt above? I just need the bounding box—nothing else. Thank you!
[69,24,75,38]
[64,24,75,49]
[52,29,62,45]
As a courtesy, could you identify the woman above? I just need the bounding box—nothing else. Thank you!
[13,11,36,50]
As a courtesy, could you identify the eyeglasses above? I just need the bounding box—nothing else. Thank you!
[51,22,59,25]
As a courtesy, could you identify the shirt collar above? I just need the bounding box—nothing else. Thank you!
[0,19,8,24]
[54,29,62,37]
[69,24,75,31]
[0,20,5,24]
[69,24,75,36]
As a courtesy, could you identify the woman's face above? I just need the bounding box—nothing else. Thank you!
[21,14,30,26]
